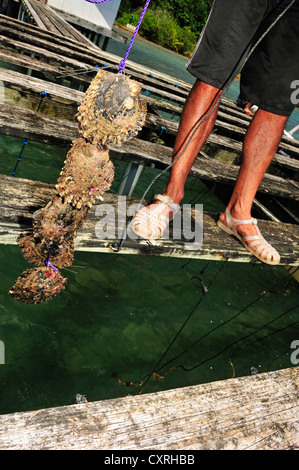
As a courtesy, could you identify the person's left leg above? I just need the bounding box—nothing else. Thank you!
[218,108,288,262]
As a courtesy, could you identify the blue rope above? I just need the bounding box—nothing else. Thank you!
[12,92,47,176]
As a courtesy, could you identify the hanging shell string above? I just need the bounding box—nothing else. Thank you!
[85,0,151,73]
[45,243,59,272]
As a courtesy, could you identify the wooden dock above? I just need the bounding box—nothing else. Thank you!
[0,367,297,450]
[0,8,298,264]
[0,5,298,451]
[19,0,127,50]
[0,68,298,202]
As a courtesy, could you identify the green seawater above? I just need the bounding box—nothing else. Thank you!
[0,31,298,415]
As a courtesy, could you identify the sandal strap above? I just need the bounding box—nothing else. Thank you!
[131,195,180,240]
[225,208,257,227]
[154,194,180,214]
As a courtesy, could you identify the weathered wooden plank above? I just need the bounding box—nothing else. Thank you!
[1,66,298,168]
[0,47,67,77]
[0,175,298,265]
[39,1,101,49]
[0,67,84,103]
[52,8,127,43]
[21,0,47,30]
[0,15,191,94]
[0,367,297,450]
[145,112,299,165]
[0,102,78,146]
[21,0,99,49]
[0,55,296,164]
[0,34,97,74]
[1,102,298,201]
[0,33,187,103]
[0,13,99,53]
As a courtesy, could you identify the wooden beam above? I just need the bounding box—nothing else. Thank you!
[0,102,298,201]
[0,175,298,265]
[0,34,97,73]
[0,67,84,103]
[0,15,192,93]
[0,47,89,84]
[21,0,47,30]
[52,8,127,44]
[0,13,99,53]
[21,0,99,50]
[0,367,298,450]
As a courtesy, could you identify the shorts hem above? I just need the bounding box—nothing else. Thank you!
[247,99,294,117]
[186,65,224,90]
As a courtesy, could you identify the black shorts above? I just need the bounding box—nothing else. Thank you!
[186,0,299,116]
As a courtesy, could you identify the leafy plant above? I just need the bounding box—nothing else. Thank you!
[116,0,212,55]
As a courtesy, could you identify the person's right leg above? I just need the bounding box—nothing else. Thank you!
[130,80,221,239]
[164,80,222,205]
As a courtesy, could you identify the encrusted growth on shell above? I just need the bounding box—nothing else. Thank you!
[9,267,68,304]
[11,69,146,304]
[19,233,75,269]
[56,138,114,208]
[77,69,147,146]
[32,195,89,242]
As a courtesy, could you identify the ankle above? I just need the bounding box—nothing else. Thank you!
[163,185,184,205]
[228,202,251,221]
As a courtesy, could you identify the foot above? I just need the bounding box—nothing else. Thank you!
[219,209,259,243]
[130,194,180,240]
[218,208,280,265]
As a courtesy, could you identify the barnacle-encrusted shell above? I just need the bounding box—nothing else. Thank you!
[56,138,114,207]
[19,233,75,269]
[11,70,147,304]
[32,195,89,242]
[77,70,147,146]
[9,267,67,304]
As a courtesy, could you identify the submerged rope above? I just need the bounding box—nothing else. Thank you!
[113,267,298,393]
[178,302,299,373]
[137,259,229,394]
[148,268,299,379]
[12,91,47,176]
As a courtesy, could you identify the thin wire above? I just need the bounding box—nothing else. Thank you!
[233,319,299,361]
[56,65,111,79]
[146,268,298,379]
[177,303,299,373]
[138,258,228,393]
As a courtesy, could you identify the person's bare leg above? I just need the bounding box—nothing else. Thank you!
[131,80,222,238]
[219,109,288,251]
[164,80,222,204]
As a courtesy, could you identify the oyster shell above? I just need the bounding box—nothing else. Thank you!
[77,69,147,146]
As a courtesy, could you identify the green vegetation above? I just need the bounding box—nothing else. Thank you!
[116,0,213,56]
